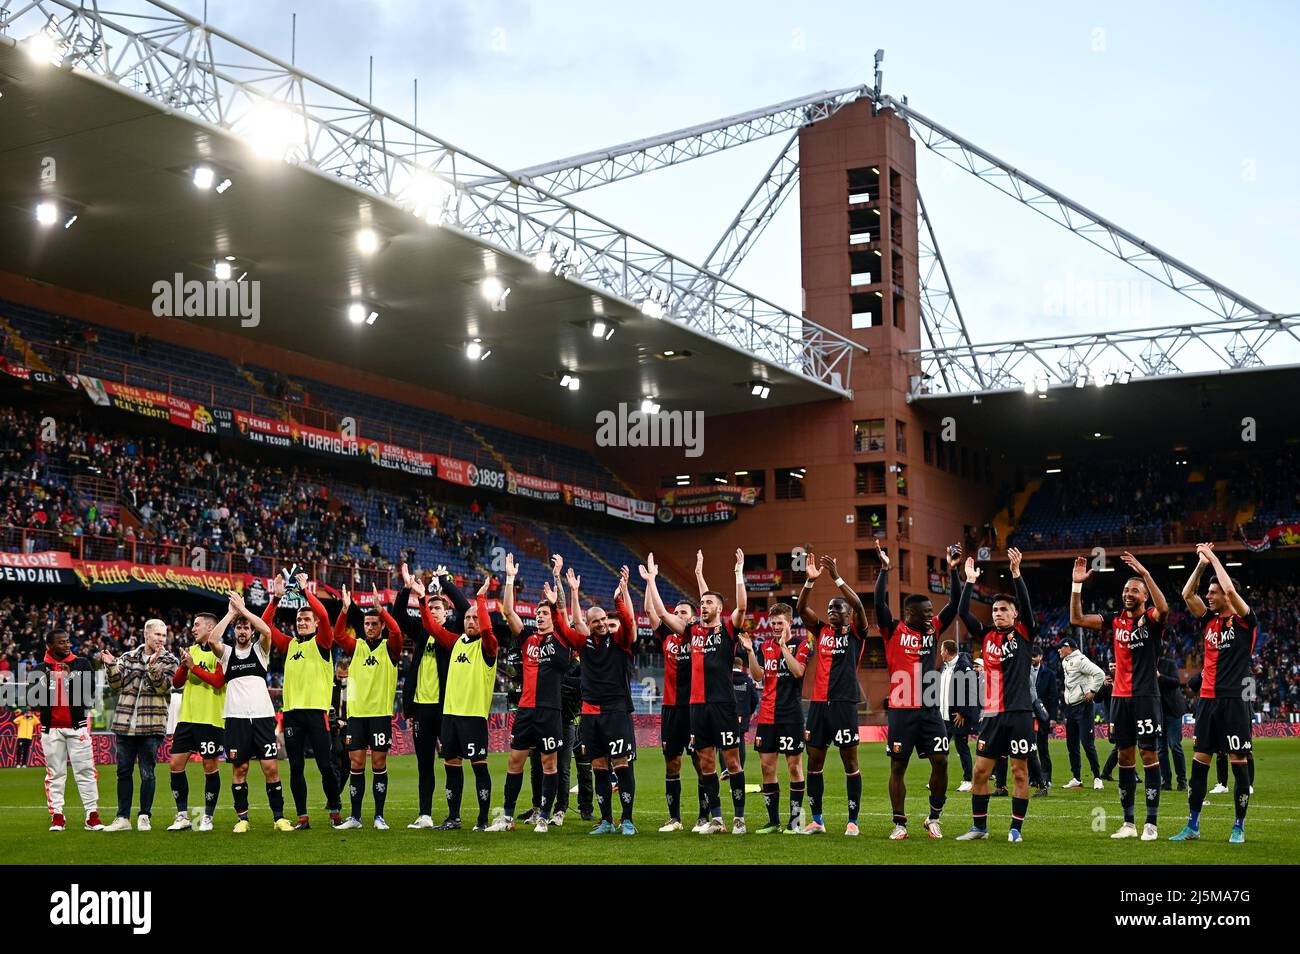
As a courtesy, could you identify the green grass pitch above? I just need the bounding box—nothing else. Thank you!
[4,739,1298,865]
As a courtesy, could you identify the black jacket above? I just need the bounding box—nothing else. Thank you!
[1032,663,1059,722]
[35,652,97,731]
[1158,657,1187,718]
[731,669,760,730]
[398,572,467,717]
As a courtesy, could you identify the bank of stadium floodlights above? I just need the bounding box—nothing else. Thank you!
[3,1,1293,399]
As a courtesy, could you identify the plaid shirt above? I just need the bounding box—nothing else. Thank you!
[107,644,179,736]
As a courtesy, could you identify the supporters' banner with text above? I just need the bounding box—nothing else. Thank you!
[507,469,562,502]
[563,483,606,513]
[605,492,655,524]
[230,411,362,458]
[0,550,80,586]
[655,484,758,525]
[71,561,248,600]
[1242,523,1300,552]
[744,569,784,592]
[76,374,217,434]
[0,356,64,387]
[364,440,436,478]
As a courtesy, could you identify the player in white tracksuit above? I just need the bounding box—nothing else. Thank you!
[37,629,104,831]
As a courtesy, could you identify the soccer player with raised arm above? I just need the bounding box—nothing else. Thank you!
[873,543,963,839]
[165,611,227,832]
[955,551,1037,842]
[569,566,639,835]
[640,553,708,832]
[262,573,343,828]
[331,585,403,830]
[689,549,750,834]
[796,552,869,836]
[415,575,497,831]
[1071,550,1169,841]
[487,554,585,832]
[211,592,293,832]
[1171,543,1258,844]
[392,563,466,830]
[743,602,810,834]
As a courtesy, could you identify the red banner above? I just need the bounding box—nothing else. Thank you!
[77,375,217,434]
[507,469,562,502]
[563,483,606,512]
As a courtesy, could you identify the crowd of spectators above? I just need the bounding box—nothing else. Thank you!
[0,406,497,585]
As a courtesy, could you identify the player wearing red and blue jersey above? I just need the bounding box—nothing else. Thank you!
[1071,550,1169,841]
[1171,543,1258,844]
[742,602,810,834]
[875,542,964,840]
[487,554,585,833]
[795,553,869,836]
[641,553,708,832]
[687,548,749,834]
[955,550,1037,843]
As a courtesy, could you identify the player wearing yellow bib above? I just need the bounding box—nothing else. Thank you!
[415,576,497,831]
[165,611,227,832]
[332,585,403,830]
[263,572,343,830]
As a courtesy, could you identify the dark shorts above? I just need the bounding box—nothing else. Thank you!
[510,707,564,753]
[440,715,489,761]
[171,721,224,759]
[689,701,742,751]
[408,702,442,748]
[660,705,694,758]
[754,721,805,755]
[805,701,860,749]
[1108,696,1162,750]
[1192,698,1253,755]
[887,707,949,760]
[580,710,636,760]
[345,715,394,752]
[976,712,1036,761]
[224,717,278,766]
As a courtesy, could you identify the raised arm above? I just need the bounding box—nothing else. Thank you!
[958,557,983,634]
[610,567,636,651]
[784,636,810,680]
[640,565,661,630]
[821,555,867,633]
[299,575,335,649]
[1069,557,1105,631]
[937,545,964,632]
[744,634,764,682]
[694,549,708,600]
[1200,543,1250,617]
[437,566,471,618]
[1120,551,1168,623]
[565,567,589,638]
[474,581,497,659]
[872,542,894,635]
[262,576,291,653]
[731,548,747,630]
[1009,548,1037,639]
[797,550,824,633]
[553,601,585,650]
[1181,548,1210,618]
[549,554,568,617]
[643,554,684,635]
[333,585,358,656]
[228,591,272,655]
[501,554,525,638]
[374,587,404,664]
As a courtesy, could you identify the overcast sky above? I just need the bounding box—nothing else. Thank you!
[169,0,1298,360]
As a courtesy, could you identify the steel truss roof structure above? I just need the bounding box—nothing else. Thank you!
[1,1,1287,401]
[0,0,863,396]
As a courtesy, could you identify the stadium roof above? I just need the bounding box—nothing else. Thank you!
[913,364,1300,462]
[0,41,848,430]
